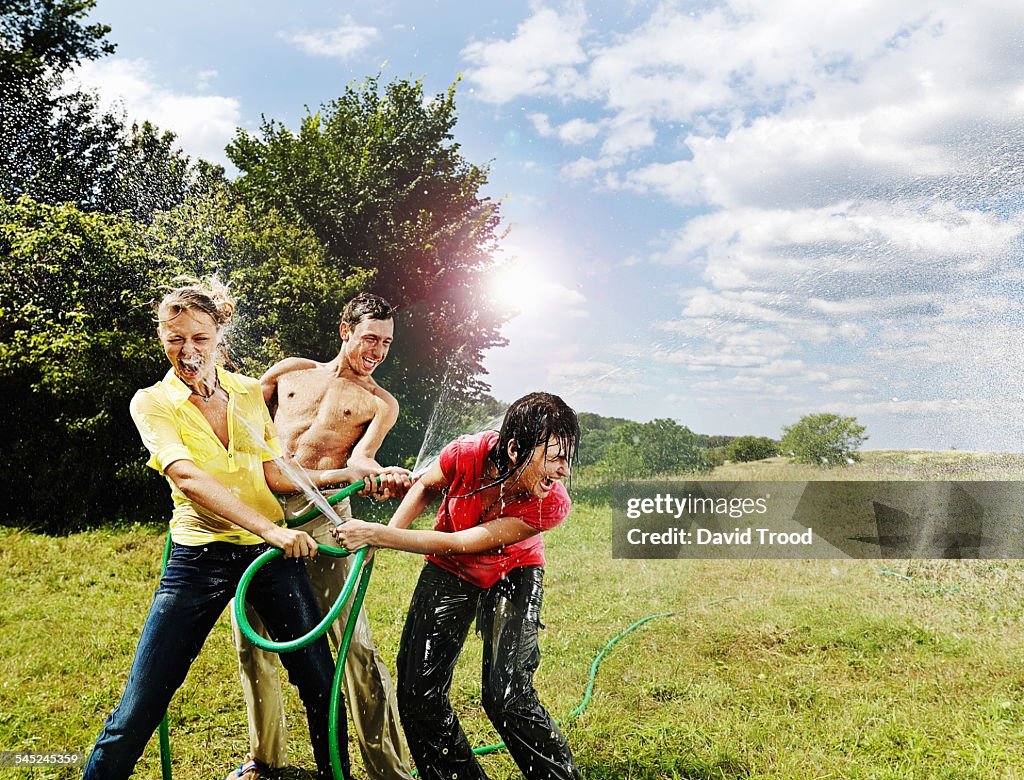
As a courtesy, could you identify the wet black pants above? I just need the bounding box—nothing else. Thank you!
[396,562,581,780]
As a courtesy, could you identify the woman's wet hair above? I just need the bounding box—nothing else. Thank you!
[156,276,236,365]
[342,292,395,328]
[492,391,580,479]
[157,276,236,328]
[447,392,580,506]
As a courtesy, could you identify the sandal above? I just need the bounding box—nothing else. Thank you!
[224,756,275,780]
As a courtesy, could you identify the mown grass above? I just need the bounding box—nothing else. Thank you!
[2,450,1023,779]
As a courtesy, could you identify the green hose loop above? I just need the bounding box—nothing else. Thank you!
[233,545,364,653]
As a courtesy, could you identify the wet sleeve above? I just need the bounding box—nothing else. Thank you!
[438,437,462,483]
[129,390,192,474]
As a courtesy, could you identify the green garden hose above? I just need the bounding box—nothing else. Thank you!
[157,479,371,780]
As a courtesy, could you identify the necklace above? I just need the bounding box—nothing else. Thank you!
[480,488,505,522]
[190,377,220,403]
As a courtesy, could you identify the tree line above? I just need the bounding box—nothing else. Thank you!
[576,412,868,480]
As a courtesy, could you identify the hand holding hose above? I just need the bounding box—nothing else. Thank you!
[262,525,319,558]
[362,467,414,501]
[331,518,380,551]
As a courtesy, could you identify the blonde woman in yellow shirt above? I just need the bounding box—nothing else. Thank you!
[83,279,367,780]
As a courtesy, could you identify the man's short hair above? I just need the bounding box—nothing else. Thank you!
[342,292,395,327]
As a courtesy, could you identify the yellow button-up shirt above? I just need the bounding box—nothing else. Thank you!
[129,366,284,545]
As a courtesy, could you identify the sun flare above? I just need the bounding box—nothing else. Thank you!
[488,257,540,314]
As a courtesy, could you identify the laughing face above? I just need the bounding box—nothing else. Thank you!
[158,307,220,387]
[510,435,573,500]
[340,317,394,377]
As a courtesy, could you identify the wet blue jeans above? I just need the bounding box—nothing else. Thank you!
[83,541,349,780]
[396,562,581,780]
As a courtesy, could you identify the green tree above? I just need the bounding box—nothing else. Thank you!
[1,1,219,218]
[0,0,114,80]
[592,418,709,478]
[781,413,867,466]
[726,435,780,462]
[226,76,507,464]
[577,411,632,466]
[0,196,163,529]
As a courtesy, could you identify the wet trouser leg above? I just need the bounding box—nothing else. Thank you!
[396,562,487,780]
[478,566,581,780]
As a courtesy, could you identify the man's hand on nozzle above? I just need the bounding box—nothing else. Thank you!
[363,467,414,501]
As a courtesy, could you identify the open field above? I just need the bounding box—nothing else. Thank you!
[709,449,1024,481]
[2,451,1023,779]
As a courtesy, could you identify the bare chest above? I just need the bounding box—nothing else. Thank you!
[274,371,380,464]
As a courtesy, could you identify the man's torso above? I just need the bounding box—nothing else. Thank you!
[273,365,382,469]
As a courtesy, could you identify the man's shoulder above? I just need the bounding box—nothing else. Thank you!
[370,381,399,412]
[262,357,321,383]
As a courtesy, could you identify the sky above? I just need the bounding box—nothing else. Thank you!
[75,0,1024,451]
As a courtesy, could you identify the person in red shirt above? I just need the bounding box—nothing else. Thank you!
[332,391,582,780]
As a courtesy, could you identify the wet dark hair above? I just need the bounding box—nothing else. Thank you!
[445,391,580,507]
[341,292,395,327]
[491,391,580,478]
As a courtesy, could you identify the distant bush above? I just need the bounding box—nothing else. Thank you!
[726,435,780,462]
[781,413,867,466]
[591,418,711,478]
[705,446,728,468]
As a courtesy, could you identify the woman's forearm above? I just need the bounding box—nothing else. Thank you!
[340,515,538,556]
[170,464,279,539]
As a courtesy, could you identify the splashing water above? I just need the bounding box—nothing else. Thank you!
[413,364,506,476]
[233,414,348,526]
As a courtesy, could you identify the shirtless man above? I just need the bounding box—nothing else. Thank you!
[228,293,414,780]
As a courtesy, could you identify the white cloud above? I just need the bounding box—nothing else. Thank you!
[530,113,602,144]
[73,58,240,167]
[462,6,588,103]
[279,18,380,60]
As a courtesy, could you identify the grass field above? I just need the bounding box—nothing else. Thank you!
[2,450,1023,779]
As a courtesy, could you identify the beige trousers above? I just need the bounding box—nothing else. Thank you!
[230,495,413,779]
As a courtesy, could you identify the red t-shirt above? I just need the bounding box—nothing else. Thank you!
[425,431,571,588]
